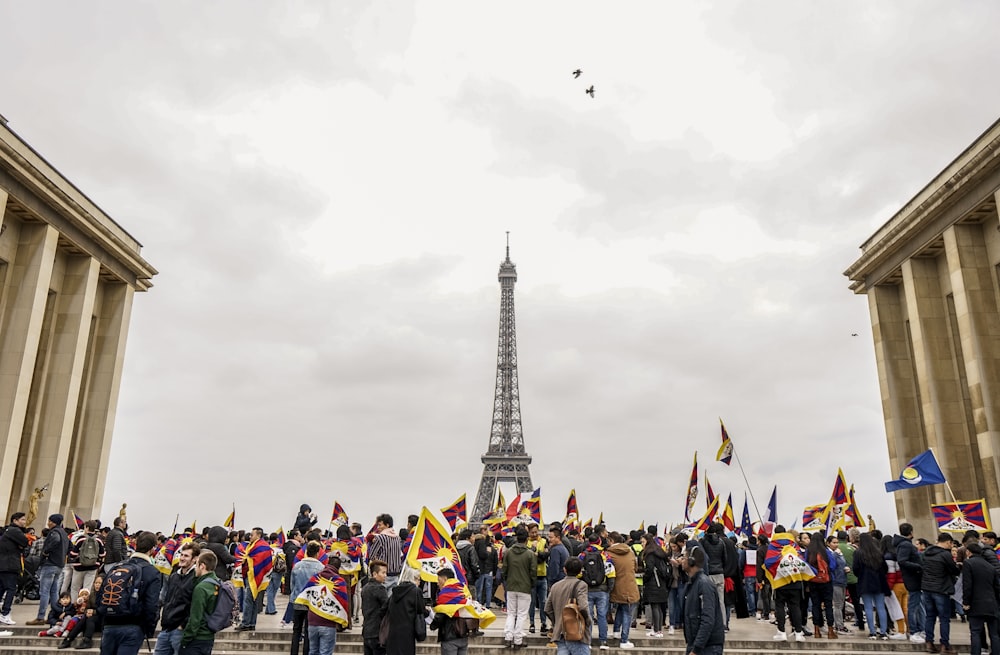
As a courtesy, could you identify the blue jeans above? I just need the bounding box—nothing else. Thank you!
[154,628,183,655]
[242,587,260,627]
[613,603,635,642]
[907,589,924,635]
[668,583,686,628]
[588,591,609,642]
[37,565,62,619]
[100,624,144,655]
[924,591,952,645]
[744,576,757,615]
[529,578,548,628]
[475,573,494,607]
[556,639,591,655]
[308,624,337,655]
[861,593,888,636]
[266,571,282,613]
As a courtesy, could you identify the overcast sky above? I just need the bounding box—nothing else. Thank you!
[4,1,1000,536]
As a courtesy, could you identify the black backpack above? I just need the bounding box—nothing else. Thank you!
[204,578,238,633]
[581,551,606,588]
[98,560,143,618]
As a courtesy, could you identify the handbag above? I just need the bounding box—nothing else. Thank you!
[414,586,427,642]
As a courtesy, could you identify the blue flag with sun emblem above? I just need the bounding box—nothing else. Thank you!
[885,449,947,492]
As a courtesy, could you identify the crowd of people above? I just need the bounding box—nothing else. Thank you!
[2,504,1000,655]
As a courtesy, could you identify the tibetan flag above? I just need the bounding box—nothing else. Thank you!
[932,499,992,532]
[687,495,720,534]
[845,485,866,528]
[441,494,468,532]
[73,513,85,530]
[185,521,197,536]
[275,527,286,548]
[294,571,350,627]
[224,506,235,529]
[764,533,815,589]
[638,520,645,532]
[684,452,699,522]
[598,511,604,526]
[705,475,716,509]
[822,468,852,532]
[232,541,247,588]
[801,504,827,531]
[582,518,593,531]
[406,507,470,589]
[330,502,349,528]
[330,537,364,584]
[885,449,947,492]
[739,496,752,537]
[295,542,329,565]
[245,538,274,599]
[564,489,580,528]
[153,538,179,575]
[716,419,734,465]
[513,488,542,526]
[433,577,497,628]
[721,494,736,533]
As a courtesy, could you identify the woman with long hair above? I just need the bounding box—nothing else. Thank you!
[881,534,908,639]
[806,533,837,638]
[853,533,890,640]
[641,534,670,637]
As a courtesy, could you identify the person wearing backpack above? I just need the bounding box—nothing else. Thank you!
[69,521,105,600]
[99,531,163,655]
[805,532,838,639]
[180,550,220,655]
[579,534,611,650]
[544,558,591,655]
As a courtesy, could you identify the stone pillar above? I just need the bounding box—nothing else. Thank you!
[869,284,934,534]
[944,223,1000,524]
[0,222,58,521]
[65,281,134,518]
[26,256,100,521]
[901,257,983,501]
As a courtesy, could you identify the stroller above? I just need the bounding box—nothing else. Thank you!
[14,554,40,604]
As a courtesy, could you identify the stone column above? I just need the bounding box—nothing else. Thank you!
[0,222,58,521]
[869,283,934,534]
[901,257,983,501]
[944,223,1000,524]
[65,281,134,518]
[28,256,100,521]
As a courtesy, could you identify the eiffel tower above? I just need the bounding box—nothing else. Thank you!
[470,236,534,526]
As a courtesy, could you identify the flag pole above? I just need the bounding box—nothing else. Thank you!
[929,447,959,504]
[732,446,764,526]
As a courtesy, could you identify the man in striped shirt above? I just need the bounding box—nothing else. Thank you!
[366,514,403,592]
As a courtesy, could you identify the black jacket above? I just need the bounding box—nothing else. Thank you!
[361,578,389,640]
[204,526,236,580]
[701,534,727,576]
[962,553,1000,617]
[159,566,198,631]
[293,513,317,535]
[0,524,28,573]
[41,525,68,568]
[921,545,959,595]
[893,535,923,591]
[475,537,498,575]
[852,554,890,597]
[103,555,163,638]
[105,528,128,566]
[722,537,740,578]
[642,546,671,604]
[385,581,427,655]
[683,570,725,651]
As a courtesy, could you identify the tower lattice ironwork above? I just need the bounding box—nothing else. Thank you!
[470,239,533,526]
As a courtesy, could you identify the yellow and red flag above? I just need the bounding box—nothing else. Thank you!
[716,419,733,465]
[684,452,698,522]
[440,494,468,532]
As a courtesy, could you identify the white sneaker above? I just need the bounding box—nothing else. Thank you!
[599,642,609,651]
[611,631,620,639]
[794,632,806,642]
[0,614,12,626]
[0,630,13,637]
[889,632,907,640]
[650,632,663,638]
[279,621,292,630]
[910,633,926,644]
[773,631,787,641]
[667,626,675,635]
[619,642,634,649]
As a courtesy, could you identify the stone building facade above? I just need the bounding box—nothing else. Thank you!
[0,117,156,524]
[846,118,1000,535]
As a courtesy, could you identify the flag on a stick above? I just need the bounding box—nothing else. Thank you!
[406,507,471,589]
[716,419,733,465]
[330,502,349,527]
[739,496,752,537]
[441,494,468,532]
[224,506,235,529]
[721,494,736,533]
[885,449,947,492]
[932,499,991,532]
[684,452,699,522]
[564,489,580,528]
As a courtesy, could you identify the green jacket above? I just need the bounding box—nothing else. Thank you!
[182,572,219,645]
[839,543,857,585]
[502,543,537,594]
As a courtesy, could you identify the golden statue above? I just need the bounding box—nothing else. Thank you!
[119,503,128,527]
[26,484,49,527]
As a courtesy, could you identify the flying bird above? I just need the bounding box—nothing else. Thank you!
[851,333,858,337]
[572,69,582,78]
[585,85,595,97]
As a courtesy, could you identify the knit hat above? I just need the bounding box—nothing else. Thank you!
[49,513,63,525]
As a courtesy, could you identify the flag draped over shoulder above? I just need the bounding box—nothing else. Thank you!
[932,500,991,532]
[564,489,580,528]
[685,452,698,522]
[721,494,736,533]
[245,538,274,599]
[716,419,733,465]
[764,533,815,589]
[232,542,247,588]
[406,507,470,588]
[153,538,179,575]
[330,502,349,528]
[295,542,329,565]
[294,571,350,627]
[330,537,364,583]
[433,578,497,628]
[441,494,468,532]
[885,449,947,492]
[739,496,752,537]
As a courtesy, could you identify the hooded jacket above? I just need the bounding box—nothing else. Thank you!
[963,550,1000,617]
[0,524,28,573]
[607,543,639,604]
[204,526,236,580]
[502,542,537,594]
[701,533,727,576]
[921,544,959,595]
[159,564,198,631]
[893,534,923,591]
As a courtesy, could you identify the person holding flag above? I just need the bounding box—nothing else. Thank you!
[296,554,349,655]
